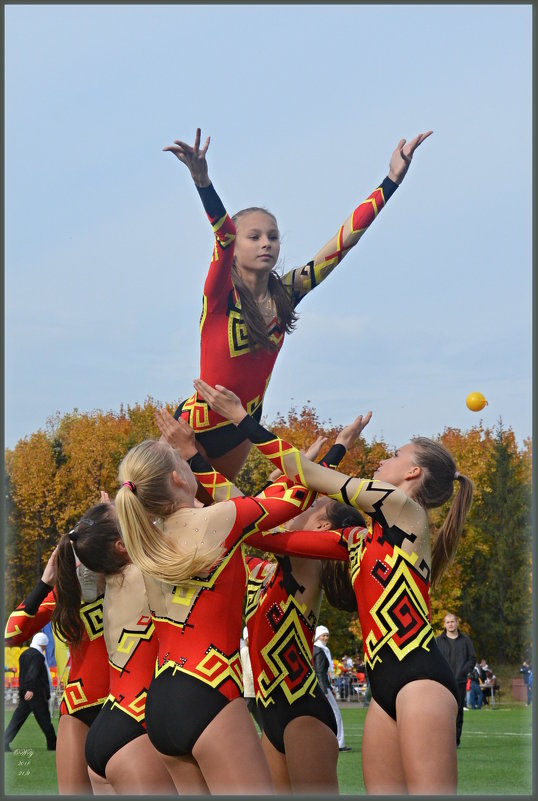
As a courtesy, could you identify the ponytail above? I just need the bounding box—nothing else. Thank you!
[430,473,474,590]
[411,437,474,591]
[52,534,85,647]
[116,440,224,585]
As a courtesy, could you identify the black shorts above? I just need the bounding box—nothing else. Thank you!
[174,400,263,458]
[367,640,458,721]
[69,704,103,728]
[144,669,229,756]
[258,683,337,754]
[85,700,146,778]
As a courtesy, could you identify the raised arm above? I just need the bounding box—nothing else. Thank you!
[164,128,236,305]
[192,379,419,529]
[284,131,433,306]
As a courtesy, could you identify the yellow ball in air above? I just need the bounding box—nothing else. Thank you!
[466,392,488,412]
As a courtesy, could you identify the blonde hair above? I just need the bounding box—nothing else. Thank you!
[116,440,223,584]
[411,437,474,591]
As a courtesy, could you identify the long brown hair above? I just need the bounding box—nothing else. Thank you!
[411,437,474,590]
[320,500,366,612]
[231,207,298,351]
[52,503,125,647]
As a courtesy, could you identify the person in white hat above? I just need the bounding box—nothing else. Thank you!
[313,626,351,752]
[4,631,57,751]
[240,627,262,729]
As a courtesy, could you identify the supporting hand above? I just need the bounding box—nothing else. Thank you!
[41,547,58,587]
[193,379,248,425]
[155,408,198,460]
[335,412,372,450]
[388,131,433,184]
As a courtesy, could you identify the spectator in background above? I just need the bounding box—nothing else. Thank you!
[339,654,353,701]
[436,614,476,746]
[479,659,497,705]
[240,626,263,730]
[467,664,483,710]
[520,661,532,705]
[313,626,351,752]
[4,632,57,752]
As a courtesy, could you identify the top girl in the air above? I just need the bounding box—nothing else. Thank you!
[164,126,432,479]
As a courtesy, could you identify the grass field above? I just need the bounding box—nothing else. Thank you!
[3,703,533,796]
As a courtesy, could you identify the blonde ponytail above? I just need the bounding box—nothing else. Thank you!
[116,440,224,584]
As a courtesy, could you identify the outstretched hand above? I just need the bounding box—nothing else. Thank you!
[193,379,248,425]
[155,408,198,460]
[163,127,211,187]
[388,131,433,184]
[335,412,372,450]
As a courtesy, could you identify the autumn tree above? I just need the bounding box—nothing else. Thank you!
[458,421,532,663]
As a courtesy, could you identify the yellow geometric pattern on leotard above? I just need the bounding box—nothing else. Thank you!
[364,546,433,669]
[256,599,317,708]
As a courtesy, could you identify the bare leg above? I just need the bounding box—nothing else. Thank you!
[56,714,94,795]
[159,754,210,795]
[88,766,116,795]
[283,715,339,795]
[361,699,406,794]
[192,697,273,794]
[260,731,291,794]
[396,680,458,795]
[105,734,178,795]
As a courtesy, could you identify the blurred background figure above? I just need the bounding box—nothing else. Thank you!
[4,632,57,752]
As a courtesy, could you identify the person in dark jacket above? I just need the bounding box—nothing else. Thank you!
[313,626,351,752]
[4,632,57,752]
[436,614,476,746]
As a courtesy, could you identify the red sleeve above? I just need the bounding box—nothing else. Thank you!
[223,484,316,550]
[246,527,351,561]
[5,583,56,645]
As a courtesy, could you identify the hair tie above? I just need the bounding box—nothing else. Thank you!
[123,481,136,494]
[454,471,460,480]
[68,529,78,542]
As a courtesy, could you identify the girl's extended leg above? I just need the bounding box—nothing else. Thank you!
[105,734,178,795]
[395,679,458,795]
[283,715,339,794]
[361,699,406,794]
[260,731,291,794]
[192,697,274,794]
[56,714,94,795]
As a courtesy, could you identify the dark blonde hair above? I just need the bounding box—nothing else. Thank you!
[411,437,474,590]
[232,207,298,351]
[115,440,223,584]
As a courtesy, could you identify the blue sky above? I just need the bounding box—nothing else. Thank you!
[4,4,533,452]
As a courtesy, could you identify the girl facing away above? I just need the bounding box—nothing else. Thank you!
[164,127,432,481]
[53,501,177,795]
[191,379,474,795]
[113,417,334,794]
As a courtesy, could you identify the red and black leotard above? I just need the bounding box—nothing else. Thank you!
[176,177,399,457]
[5,580,109,723]
[234,414,459,720]
[137,473,316,756]
[84,564,159,777]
